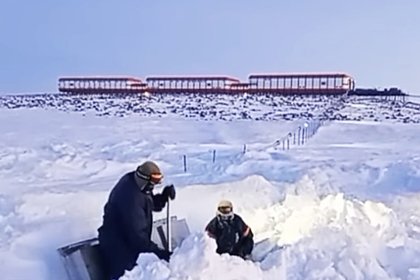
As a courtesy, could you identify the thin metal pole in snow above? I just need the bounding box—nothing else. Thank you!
[301,128,305,145]
[297,127,301,146]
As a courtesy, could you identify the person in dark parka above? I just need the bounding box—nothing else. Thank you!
[98,161,176,280]
[205,200,254,259]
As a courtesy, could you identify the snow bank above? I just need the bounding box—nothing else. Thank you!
[122,234,275,280]
[121,179,420,279]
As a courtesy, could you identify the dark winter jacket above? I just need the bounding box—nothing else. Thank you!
[98,172,168,279]
[205,214,254,258]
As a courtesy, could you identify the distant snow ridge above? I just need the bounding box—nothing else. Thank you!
[0,93,419,123]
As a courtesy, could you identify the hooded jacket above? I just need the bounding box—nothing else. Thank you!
[98,171,168,279]
[205,213,254,257]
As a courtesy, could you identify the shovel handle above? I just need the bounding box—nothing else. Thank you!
[166,199,172,252]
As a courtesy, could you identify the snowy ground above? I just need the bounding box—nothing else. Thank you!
[0,93,418,123]
[1,95,420,279]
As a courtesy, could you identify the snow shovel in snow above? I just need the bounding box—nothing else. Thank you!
[57,237,109,280]
[57,202,189,280]
[58,215,190,280]
[152,214,190,251]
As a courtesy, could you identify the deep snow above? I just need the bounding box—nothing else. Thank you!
[0,94,420,279]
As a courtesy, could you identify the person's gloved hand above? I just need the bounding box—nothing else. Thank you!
[162,184,176,200]
[155,249,172,262]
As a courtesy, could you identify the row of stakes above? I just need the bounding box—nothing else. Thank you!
[181,120,324,172]
[273,121,323,151]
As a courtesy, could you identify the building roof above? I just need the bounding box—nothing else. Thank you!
[249,72,354,79]
[146,75,241,82]
[58,76,143,82]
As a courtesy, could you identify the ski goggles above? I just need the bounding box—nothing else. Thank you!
[217,206,232,214]
[136,170,163,185]
[149,173,163,185]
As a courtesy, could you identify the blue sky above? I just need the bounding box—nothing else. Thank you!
[1,0,419,94]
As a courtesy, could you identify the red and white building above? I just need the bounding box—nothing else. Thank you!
[57,72,355,95]
[247,72,355,95]
[145,76,241,94]
[58,76,146,94]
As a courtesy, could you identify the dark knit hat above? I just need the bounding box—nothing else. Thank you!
[135,161,163,185]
